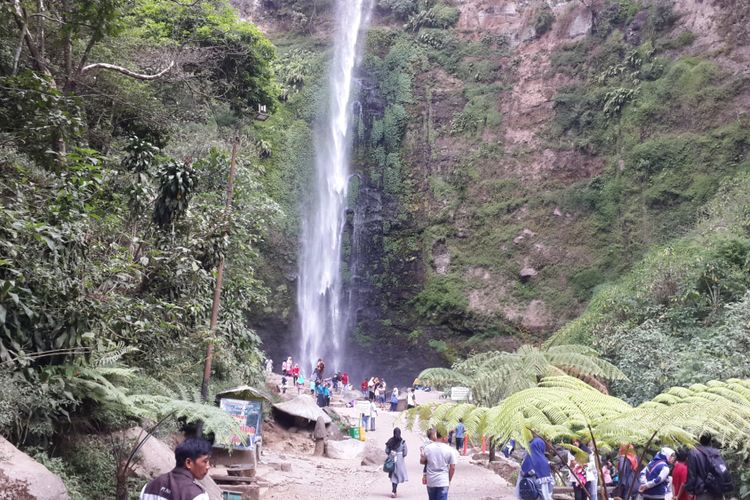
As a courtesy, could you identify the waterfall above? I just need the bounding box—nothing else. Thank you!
[297,0,371,374]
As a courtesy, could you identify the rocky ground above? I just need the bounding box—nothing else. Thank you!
[255,383,516,500]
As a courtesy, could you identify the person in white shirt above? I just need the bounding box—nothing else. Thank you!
[369,400,379,431]
[420,428,457,500]
[407,388,416,408]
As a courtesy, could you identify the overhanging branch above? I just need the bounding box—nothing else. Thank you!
[80,60,175,80]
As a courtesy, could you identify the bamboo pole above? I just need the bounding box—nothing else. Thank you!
[201,137,240,401]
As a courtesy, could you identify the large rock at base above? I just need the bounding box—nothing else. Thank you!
[486,455,521,483]
[360,442,385,466]
[119,428,222,500]
[325,438,366,460]
[120,427,175,479]
[0,435,69,499]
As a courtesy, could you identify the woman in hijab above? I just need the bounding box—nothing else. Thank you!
[617,443,640,500]
[385,427,408,498]
[517,437,554,500]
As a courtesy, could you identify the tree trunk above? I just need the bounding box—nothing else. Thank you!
[488,437,496,462]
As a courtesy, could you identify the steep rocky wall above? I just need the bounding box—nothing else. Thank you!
[244,0,750,381]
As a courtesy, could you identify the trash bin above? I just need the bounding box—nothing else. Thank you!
[349,426,360,439]
[359,426,366,441]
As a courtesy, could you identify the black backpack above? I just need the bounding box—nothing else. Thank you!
[698,447,734,494]
[519,471,541,500]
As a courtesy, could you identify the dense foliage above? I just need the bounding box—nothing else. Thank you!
[0,0,291,497]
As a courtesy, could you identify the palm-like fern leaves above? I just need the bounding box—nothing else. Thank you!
[414,344,626,406]
[409,376,750,454]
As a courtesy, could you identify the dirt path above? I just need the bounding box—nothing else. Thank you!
[258,389,516,500]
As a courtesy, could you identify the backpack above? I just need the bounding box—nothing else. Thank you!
[698,447,734,494]
[519,472,541,500]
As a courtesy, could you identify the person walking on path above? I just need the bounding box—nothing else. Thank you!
[140,438,212,500]
[407,388,416,409]
[686,434,733,500]
[639,447,676,500]
[385,427,409,498]
[672,448,693,500]
[454,419,465,455]
[517,436,554,500]
[420,428,457,500]
[369,399,379,431]
[390,388,399,411]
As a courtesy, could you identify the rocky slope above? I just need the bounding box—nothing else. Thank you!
[242,0,750,382]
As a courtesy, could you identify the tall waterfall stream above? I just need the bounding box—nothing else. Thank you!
[297,0,371,374]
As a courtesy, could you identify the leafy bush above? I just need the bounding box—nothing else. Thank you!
[534,6,555,37]
[378,0,418,19]
[412,276,469,326]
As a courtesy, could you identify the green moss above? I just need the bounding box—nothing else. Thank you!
[412,275,469,325]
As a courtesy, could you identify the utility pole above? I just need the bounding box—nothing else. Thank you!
[201,137,240,402]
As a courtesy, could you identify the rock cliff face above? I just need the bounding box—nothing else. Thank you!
[245,0,750,382]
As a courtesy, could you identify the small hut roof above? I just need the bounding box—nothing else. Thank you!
[215,385,272,404]
[273,395,332,424]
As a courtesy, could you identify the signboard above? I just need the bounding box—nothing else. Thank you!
[219,398,262,450]
[450,387,471,402]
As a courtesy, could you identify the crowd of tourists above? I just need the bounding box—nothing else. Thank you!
[268,355,353,407]
[516,434,733,500]
[360,376,418,411]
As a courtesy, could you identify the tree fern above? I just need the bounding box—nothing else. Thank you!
[409,375,750,455]
[414,344,627,407]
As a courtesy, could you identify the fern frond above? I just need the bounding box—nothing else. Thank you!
[414,368,473,390]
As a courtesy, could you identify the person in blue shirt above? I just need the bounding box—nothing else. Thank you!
[454,419,465,455]
[639,447,676,500]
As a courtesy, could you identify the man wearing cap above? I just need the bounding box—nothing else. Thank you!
[639,447,676,500]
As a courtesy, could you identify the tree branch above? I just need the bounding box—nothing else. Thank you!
[75,33,99,77]
[80,61,175,80]
[12,19,26,76]
[10,0,50,76]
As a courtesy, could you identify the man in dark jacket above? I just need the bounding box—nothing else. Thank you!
[686,434,730,500]
[140,438,211,500]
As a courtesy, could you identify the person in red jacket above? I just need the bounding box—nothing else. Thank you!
[672,448,693,500]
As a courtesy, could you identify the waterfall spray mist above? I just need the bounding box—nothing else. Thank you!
[297,0,371,374]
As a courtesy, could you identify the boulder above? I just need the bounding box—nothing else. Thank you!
[360,442,385,466]
[519,267,538,282]
[119,427,174,479]
[0,435,68,499]
[486,455,521,483]
[325,438,366,460]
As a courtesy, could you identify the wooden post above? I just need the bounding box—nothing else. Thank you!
[201,138,240,401]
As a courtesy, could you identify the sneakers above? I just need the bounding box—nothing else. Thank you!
[391,493,396,498]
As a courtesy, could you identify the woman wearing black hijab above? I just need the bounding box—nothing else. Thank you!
[385,427,409,498]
